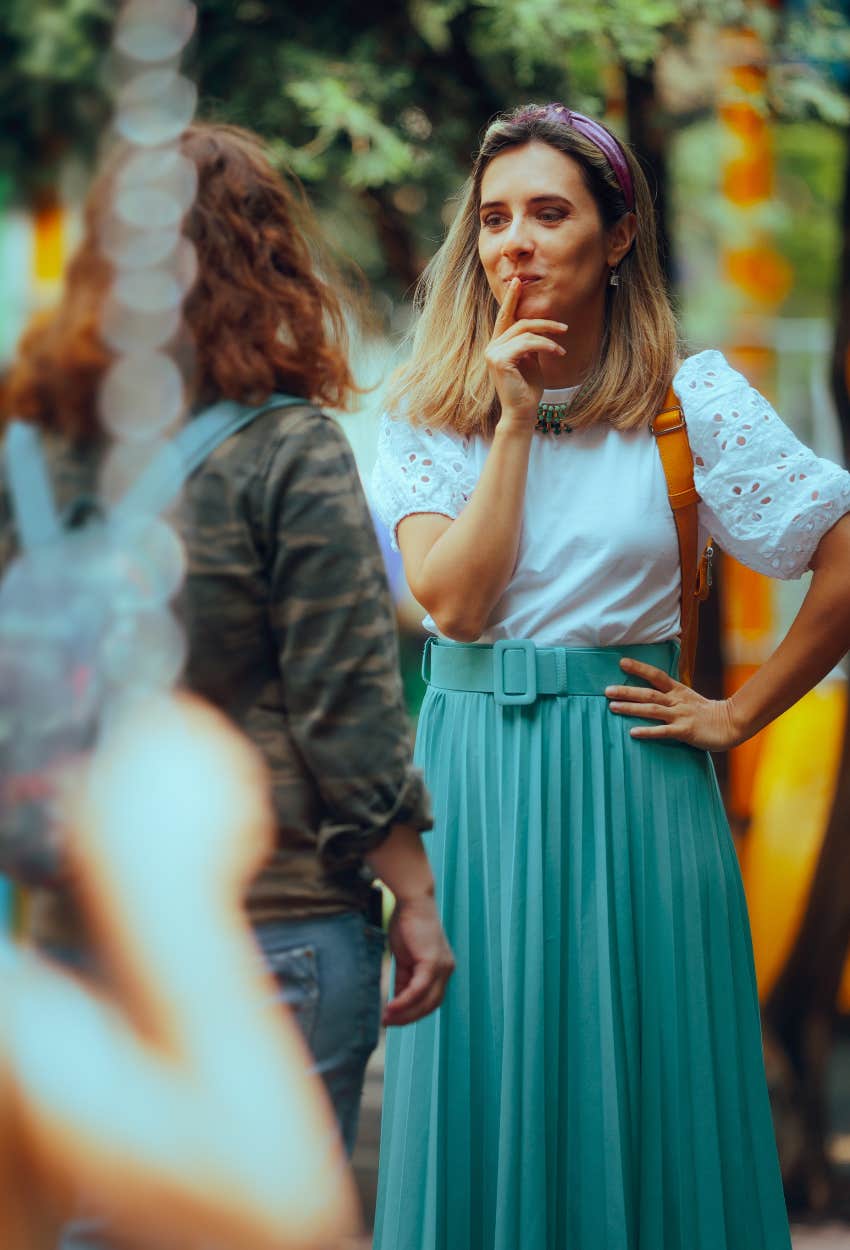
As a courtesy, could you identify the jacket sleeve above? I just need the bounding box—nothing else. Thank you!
[254,407,431,872]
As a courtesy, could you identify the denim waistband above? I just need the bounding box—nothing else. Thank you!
[422,638,679,706]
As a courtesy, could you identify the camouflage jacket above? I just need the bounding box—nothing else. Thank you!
[0,402,430,933]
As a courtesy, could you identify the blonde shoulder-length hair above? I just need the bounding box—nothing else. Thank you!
[387,106,680,436]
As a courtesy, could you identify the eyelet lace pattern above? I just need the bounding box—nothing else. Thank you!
[371,355,850,578]
[371,415,476,550]
[676,350,850,579]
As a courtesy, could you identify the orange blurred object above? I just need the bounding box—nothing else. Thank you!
[725,245,795,308]
[725,664,770,824]
[722,155,775,207]
[718,103,768,143]
[727,343,775,381]
[721,557,774,665]
[721,556,776,823]
[724,244,793,306]
[729,63,768,95]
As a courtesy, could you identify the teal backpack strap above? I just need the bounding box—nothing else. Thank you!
[113,393,305,522]
[3,421,63,550]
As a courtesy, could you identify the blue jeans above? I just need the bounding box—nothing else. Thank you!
[254,909,385,1156]
[59,910,384,1248]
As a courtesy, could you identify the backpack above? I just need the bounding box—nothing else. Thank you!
[0,393,303,885]
[651,385,715,688]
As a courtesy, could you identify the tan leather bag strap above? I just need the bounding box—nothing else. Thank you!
[651,386,712,687]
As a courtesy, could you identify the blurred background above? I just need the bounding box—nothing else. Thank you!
[1,0,850,1240]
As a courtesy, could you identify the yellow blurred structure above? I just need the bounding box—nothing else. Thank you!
[32,199,65,288]
[741,679,850,1011]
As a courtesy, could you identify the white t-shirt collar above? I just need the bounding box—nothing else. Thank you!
[541,384,580,404]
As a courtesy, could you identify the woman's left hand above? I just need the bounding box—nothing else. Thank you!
[605,657,743,751]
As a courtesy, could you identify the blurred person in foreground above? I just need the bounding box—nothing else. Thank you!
[0,693,361,1250]
[0,122,453,1165]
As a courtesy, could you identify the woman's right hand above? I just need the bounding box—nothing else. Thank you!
[484,277,568,429]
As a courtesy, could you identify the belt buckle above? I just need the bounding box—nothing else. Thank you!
[421,635,436,684]
[493,639,537,706]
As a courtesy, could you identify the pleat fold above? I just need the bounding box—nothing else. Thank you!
[374,664,791,1250]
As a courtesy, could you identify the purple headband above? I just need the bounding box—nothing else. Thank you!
[513,103,635,213]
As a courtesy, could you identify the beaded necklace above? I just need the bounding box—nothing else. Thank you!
[535,401,573,435]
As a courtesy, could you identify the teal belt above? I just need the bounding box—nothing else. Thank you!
[422,638,679,707]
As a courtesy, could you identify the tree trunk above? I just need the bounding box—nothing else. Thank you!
[624,68,675,289]
[693,559,730,798]
[360,187,423,295]
[762,121,850,1216]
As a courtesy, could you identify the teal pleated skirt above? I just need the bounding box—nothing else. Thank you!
[374,642,791,1250]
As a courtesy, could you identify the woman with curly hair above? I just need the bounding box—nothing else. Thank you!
[1,123,453,1172]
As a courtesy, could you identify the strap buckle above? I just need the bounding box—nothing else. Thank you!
[493,639,537,706]
[652,405,687,437]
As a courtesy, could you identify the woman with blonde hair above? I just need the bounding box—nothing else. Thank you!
[371,103,850,1249]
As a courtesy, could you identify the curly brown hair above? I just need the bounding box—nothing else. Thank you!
[5,123,359,440]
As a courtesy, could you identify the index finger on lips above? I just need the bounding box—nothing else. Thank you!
[493,277,521,336]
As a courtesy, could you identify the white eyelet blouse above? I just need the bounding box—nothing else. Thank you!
[370,350,850,646]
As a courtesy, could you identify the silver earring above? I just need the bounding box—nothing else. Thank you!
[609,268,620,287]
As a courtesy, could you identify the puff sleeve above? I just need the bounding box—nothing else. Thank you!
[370,413,476,550]
[674,350,850,578]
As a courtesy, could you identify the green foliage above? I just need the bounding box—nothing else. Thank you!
[773,121,846,316]
[0,0,113,197]
[1,0,849,309]
[473,0,769,78]
[477,0,674,78]
[409,0,467,51]
[773,66,850,124]
[277,56,419,187]
[11,0,113,79]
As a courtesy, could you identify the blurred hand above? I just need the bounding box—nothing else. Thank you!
[605,657,741,752]
[383,893,455,1027]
